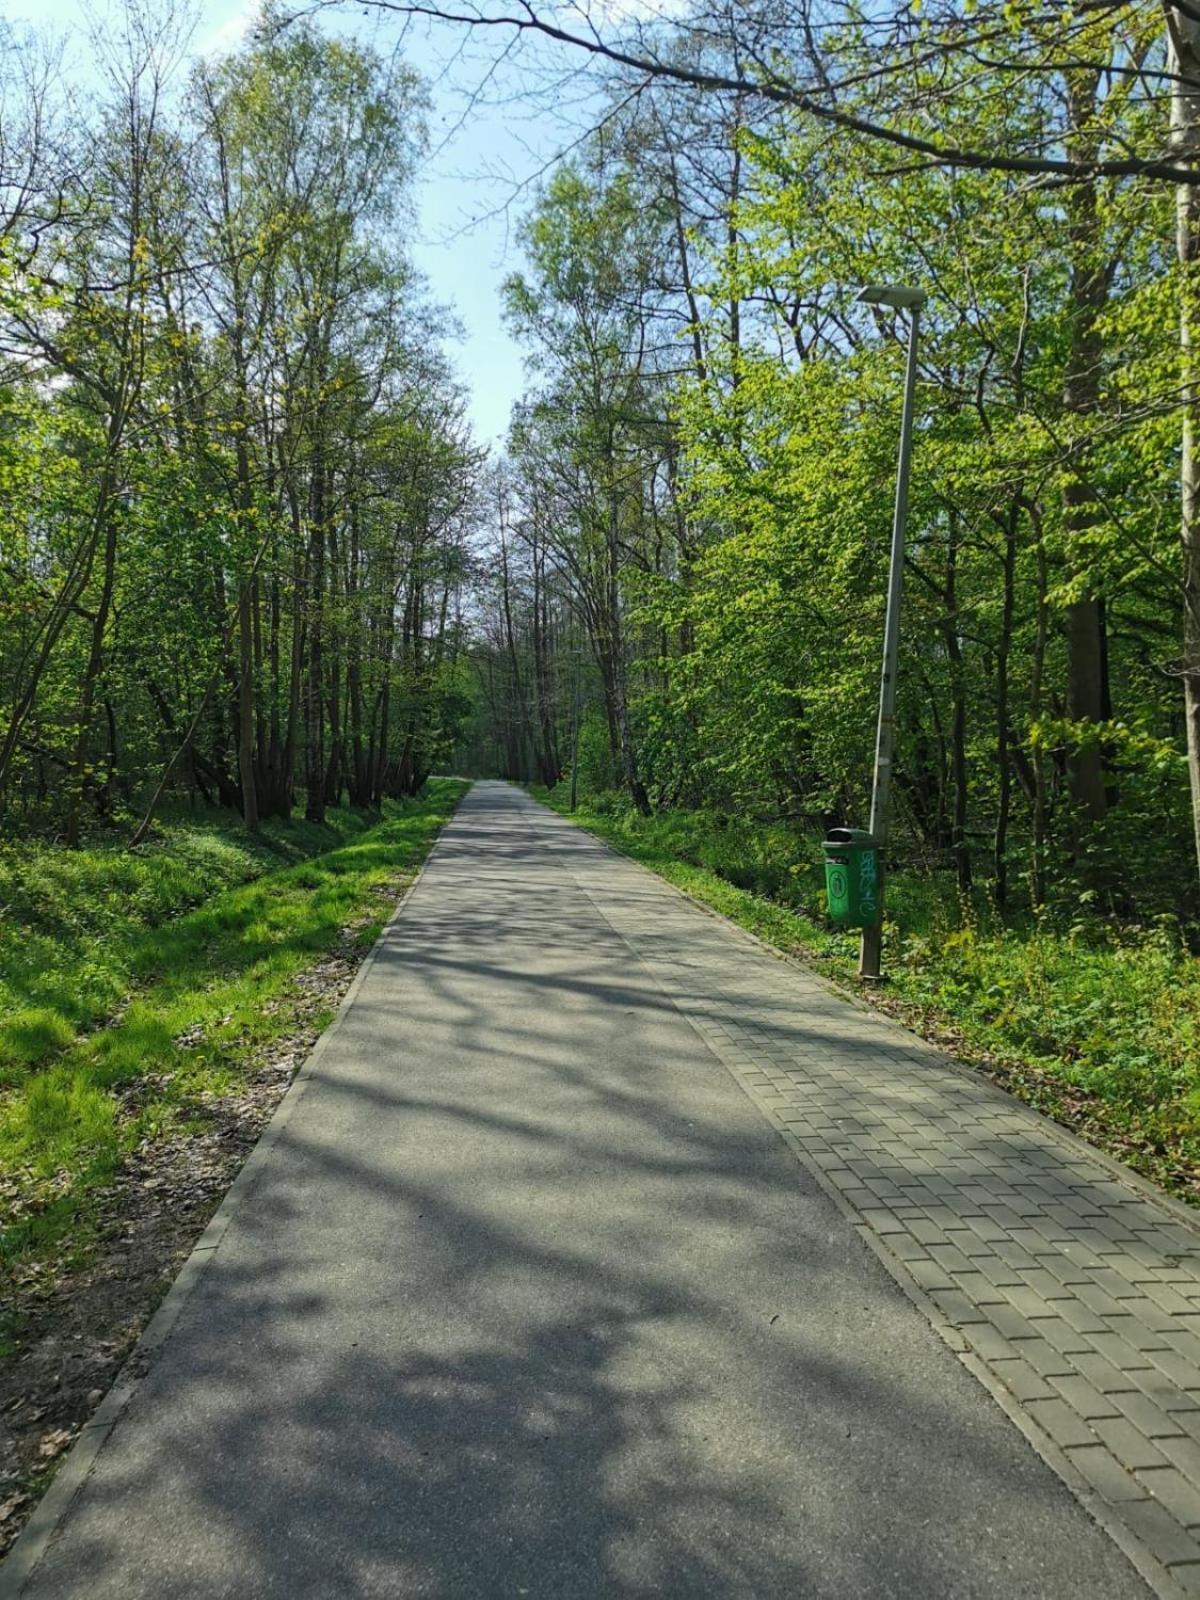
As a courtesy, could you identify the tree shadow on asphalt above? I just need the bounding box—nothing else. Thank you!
[19,785,1150,1599]
[32,1056,1145,1599]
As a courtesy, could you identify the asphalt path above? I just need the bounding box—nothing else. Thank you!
[9,781,1146,1598]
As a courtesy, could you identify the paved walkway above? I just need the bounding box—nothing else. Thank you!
[9,783,1200,1597]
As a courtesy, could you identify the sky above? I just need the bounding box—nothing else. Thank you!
[20,0,589,448]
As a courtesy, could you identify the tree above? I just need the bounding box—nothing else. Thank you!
[0,2,480,843]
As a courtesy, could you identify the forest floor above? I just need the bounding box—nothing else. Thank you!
[0,781,466,1553]
[531,787,1200,1209]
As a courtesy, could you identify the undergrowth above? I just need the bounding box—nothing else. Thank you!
[0,807,380,1084]
[532,785,1200,1198]
[0,781,466,1268]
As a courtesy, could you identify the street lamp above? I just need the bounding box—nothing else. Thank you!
[856,283,926,980]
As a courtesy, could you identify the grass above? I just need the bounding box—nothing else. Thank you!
[531,785,1200,1200]
[0,806,385,1085]
[0,780,466,1270]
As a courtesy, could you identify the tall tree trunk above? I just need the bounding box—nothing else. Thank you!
[666,151,707,385]
[1170,11,1200,898]
[237,574,259,832]
[531,536,559,783]
[266,566,285,815]
[235,434,259,833]
[942,511,971,893]
[65,479,119,847]
[282,489,305,812]
[253,573,268,789]
[994,505,1018,907]
[601,453,650,814]
[1062,70,1109,832]
[1030,512,1050,907]
[305,460,327,823]
[324,516,344,807]
[498,520,528,776]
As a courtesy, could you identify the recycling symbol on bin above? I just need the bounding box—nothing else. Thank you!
[828,866,848,902]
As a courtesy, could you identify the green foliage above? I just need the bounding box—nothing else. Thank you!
[0,808,381,1081]
[0,779,465,1266]
[0,14,476,842]
[573,711,620,796]
[537,785,1200,1194]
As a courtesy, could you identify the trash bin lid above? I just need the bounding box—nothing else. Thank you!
[825,827,877,847]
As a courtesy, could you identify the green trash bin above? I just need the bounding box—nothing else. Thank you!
[823,828,882,928]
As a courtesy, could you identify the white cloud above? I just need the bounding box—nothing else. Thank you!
[195,0,260,59]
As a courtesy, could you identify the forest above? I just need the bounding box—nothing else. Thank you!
[464,5,1198,920]
[4,1,1199,903]
[3,0,1200,1286]
[6,0,1200,1574]
[453,0,1200,1184]
[0,7,476,846]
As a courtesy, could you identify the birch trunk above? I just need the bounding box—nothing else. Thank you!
[1170,13,1200,893]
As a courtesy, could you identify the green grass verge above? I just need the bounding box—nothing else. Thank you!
[531,785,1200,1199]
[0,806,388,1084]
[0,780,466,1271]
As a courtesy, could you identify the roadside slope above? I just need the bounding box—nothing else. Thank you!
[0,781,465,1555]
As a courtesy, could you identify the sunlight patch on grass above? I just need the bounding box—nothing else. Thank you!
[0,806,382,1080]
[0,781,466,1266]
[532,784,1200,1197]
[0,1010,76,1082]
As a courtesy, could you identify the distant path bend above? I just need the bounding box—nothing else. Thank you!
[7,782,1156,1598]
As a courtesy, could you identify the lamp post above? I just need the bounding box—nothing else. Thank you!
[856,283,926,981]
[569,647,582,813]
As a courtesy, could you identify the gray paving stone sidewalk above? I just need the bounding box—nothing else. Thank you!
[531,789,1200,1596]
[0,781,1177,1597]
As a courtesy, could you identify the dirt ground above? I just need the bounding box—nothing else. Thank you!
[0,897,399,1556]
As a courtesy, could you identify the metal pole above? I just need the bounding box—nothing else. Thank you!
[860,302,921,980]
[569,650,581,813]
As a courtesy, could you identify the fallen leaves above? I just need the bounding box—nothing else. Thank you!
[0,893,404,1558]
[0,1493,30,1526]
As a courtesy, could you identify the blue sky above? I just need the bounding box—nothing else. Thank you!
[23,0,577,448]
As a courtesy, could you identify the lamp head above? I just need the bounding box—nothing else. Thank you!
[856,284,927,311]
